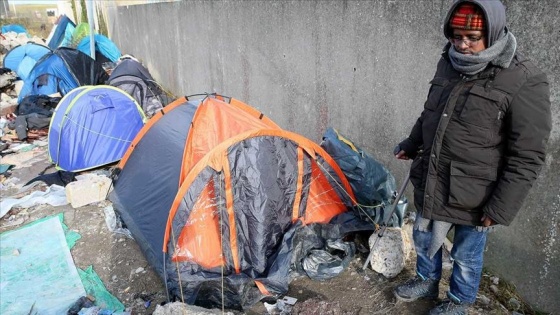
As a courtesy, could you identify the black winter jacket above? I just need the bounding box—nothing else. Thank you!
[400,46,551,226]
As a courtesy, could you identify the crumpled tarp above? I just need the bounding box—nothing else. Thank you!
[0,184,68,218]
[321,127,405,227]
[0,215,86,314]
[78,266,125,312]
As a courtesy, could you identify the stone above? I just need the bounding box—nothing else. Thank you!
[65,174,112,208]
[478,294,491,305]
[153,301,234,315]
[489,284,499,295]
[0,102,17,116]
[0,72,17,89]
[508,298,521,310]
[368,227,411,278]
[13,80,23,96]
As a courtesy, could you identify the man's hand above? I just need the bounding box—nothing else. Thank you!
[481,214,496,227]
[394,145,410,160]
[395,150,410,160]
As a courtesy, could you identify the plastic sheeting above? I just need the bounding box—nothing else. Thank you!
[165,133,355,309]
[302,239,355,281]
[78,266,125,312]
[0,215,86,314]
[321,128,405,227]
[1,24,28,35]
[165,215,367,310]
[0,184,68,218]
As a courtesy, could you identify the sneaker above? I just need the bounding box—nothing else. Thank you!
[393,276,439,302]
[428,299,469,315]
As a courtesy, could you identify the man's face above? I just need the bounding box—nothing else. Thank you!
[450,29,486,54]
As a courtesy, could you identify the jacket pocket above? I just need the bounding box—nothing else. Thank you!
[424,77,448,111]
[448,161,498,210]
[459,84,507,128]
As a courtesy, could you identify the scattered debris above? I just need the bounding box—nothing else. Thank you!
[290,298,343,315]
[1,184,68,217]
[103,205,133,238]
[67,296,95,315]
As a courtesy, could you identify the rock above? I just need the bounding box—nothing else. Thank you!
[65,174,112,208]
[0,102,17,116]
[489,284,499,295]
[368,227,410,278]
[508,297,521,310]
[153,301,234,315]
[478,294,491,305]
[13,80,23,96]
[491,276,499,285]
[0,71,16,89]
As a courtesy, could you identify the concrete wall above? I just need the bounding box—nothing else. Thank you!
[106,0,560,312]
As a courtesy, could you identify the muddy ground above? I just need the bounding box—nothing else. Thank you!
[1,144,532,315]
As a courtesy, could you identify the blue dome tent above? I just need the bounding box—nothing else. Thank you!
[77,34,121,62]
[18,47,110,102]
[48,85,146,172]
[18,51,78,101]
[3,43,51,81]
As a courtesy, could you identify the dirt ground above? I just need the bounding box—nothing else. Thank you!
[1,144,534,315]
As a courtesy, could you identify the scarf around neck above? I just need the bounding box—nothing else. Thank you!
[448,31,517,76]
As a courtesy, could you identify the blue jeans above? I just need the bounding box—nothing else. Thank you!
[414,224,488,304]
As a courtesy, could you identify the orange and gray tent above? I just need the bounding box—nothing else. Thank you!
[109,95,357,308]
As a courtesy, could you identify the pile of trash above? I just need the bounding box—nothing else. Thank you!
[1,31,46,115]
[0,31,45,58]
[0,23,178,315]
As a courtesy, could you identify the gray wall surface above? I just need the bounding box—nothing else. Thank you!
[107,0,559,312]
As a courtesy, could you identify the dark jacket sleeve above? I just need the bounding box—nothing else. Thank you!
[482,71,552,225]
[399,111,425,158]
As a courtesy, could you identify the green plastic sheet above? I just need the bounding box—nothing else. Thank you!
[0,215,86,314]
[78,266,125,312]
[1,214,124,313]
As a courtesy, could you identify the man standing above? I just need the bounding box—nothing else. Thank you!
[393,0,551,314]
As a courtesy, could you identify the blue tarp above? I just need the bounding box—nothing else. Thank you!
[1,24,28,36]
[3,43,51,81]
[77,34,122,62]
[321,127,405,227]
[48,86,146,172]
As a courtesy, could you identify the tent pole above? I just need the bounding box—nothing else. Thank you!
[86,0,96,83]
[86,0,96,59]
